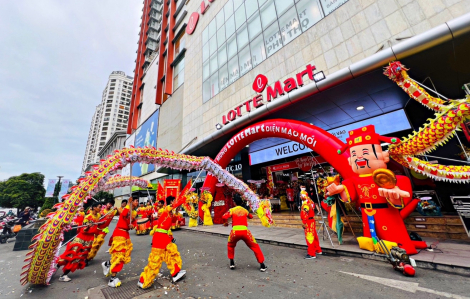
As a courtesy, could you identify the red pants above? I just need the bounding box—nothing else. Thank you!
[227,230,264,263]
[304,220,321,256]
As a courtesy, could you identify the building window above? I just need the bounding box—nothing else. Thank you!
[173,57,185,90]
[201,0,334,102]
[174,32,185,56]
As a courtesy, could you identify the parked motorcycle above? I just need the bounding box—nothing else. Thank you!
[0,218,19,244]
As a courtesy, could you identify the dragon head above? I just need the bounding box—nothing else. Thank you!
[384,61,408,82]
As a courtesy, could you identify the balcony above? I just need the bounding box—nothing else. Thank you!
[147,30,160,42]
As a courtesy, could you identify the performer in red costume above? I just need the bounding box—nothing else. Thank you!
[222,197,267,272]
[138,183,192,289]
[57,203,102,282]
[300,191,322,259]
[102,197,138,288]
[326,125,427,254]
[87,199,117,262]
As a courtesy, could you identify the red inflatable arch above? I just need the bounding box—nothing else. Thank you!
[202,119,355,193]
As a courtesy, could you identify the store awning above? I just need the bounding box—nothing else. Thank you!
[183,12,470,159]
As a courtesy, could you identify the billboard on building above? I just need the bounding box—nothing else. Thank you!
[45,179,58,197]
[132,109,160,177]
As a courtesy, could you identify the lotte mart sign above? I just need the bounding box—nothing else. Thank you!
[186,0,215,35]
[221,64,325,126]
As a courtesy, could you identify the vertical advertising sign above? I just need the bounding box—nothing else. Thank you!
[164,179,181,199]
[58,179,70,198]
[132,109,160,177]
[45,179,58,197]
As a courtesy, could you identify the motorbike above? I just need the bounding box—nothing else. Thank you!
[0,218,19,244]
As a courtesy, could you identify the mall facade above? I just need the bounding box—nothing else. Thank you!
[125,0,470,239]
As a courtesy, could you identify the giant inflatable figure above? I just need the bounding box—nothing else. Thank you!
[327,125,427,254]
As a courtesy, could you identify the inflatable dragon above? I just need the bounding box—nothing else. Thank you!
[384,61,470,182]
[21,147,272,285]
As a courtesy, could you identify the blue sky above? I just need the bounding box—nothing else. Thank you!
[0,1,142,182]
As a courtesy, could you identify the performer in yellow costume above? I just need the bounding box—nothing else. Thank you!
[87,199,117,262]
[200,190,213,226]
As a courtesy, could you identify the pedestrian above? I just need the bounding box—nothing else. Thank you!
[137,193,189,289]
[222,196,267,272]
[57,202,102,282]
[300,190,322,259]
[17,207,32,227]
[286,185,295,211]
[101,197,138,288]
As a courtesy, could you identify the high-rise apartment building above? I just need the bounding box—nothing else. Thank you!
[81,71,133,173]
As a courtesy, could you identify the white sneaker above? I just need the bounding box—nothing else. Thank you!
[172,270,186,283]
[59,275,71,282]
[137,280,148,289]
[102,261,110,276]
[108,277,121,288]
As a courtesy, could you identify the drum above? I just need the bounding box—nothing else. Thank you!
[136,218,149,235]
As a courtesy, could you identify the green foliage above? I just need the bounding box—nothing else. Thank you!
[0,173,46,211]
[41,197,55,212]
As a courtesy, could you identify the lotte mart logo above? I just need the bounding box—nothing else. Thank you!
[252,74,268,93]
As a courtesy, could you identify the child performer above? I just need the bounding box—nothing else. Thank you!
[300,190,322,259]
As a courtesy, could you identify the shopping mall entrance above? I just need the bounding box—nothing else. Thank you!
[201,119,469,240]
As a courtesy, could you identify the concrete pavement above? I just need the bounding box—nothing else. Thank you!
[2,220,469,299]
[183,223,470,275]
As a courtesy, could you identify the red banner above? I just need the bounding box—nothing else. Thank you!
[164,179,181,199]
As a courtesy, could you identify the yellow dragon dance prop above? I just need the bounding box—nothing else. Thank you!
[182,190,199,227]
[384,61,470,182]
[21,147,272,285]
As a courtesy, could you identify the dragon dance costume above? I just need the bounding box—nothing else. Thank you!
[138,193,188,289]
[222,206,266,270]
[87,207,116,261]
[57,212,100,274]
[103,205,137,281]
[300,191,322,258]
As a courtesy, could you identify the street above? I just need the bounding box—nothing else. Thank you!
[1,221,469,299]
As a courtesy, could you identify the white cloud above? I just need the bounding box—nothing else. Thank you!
[0,0,143,182]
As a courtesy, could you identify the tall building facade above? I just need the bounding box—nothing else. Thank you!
[82,71,133,173]
[126,0,470,239]
[81,105,102,173]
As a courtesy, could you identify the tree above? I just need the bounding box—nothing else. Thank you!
[0,173,46,211]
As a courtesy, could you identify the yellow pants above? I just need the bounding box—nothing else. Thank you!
[189,218,198,227]
[87,233,105,260]
[109,236,133,274]
[139,243,182,289]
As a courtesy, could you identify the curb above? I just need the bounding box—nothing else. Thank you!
[180,227,470,276]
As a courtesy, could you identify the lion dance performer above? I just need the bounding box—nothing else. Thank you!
[102,197,138,288]
[87,199,117,263]
[57,202,102,282]
[137,182,192,289]
[327,125,427,254]
[222,196,267,272]
[300,191,322,259]
[201,190,213,226]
